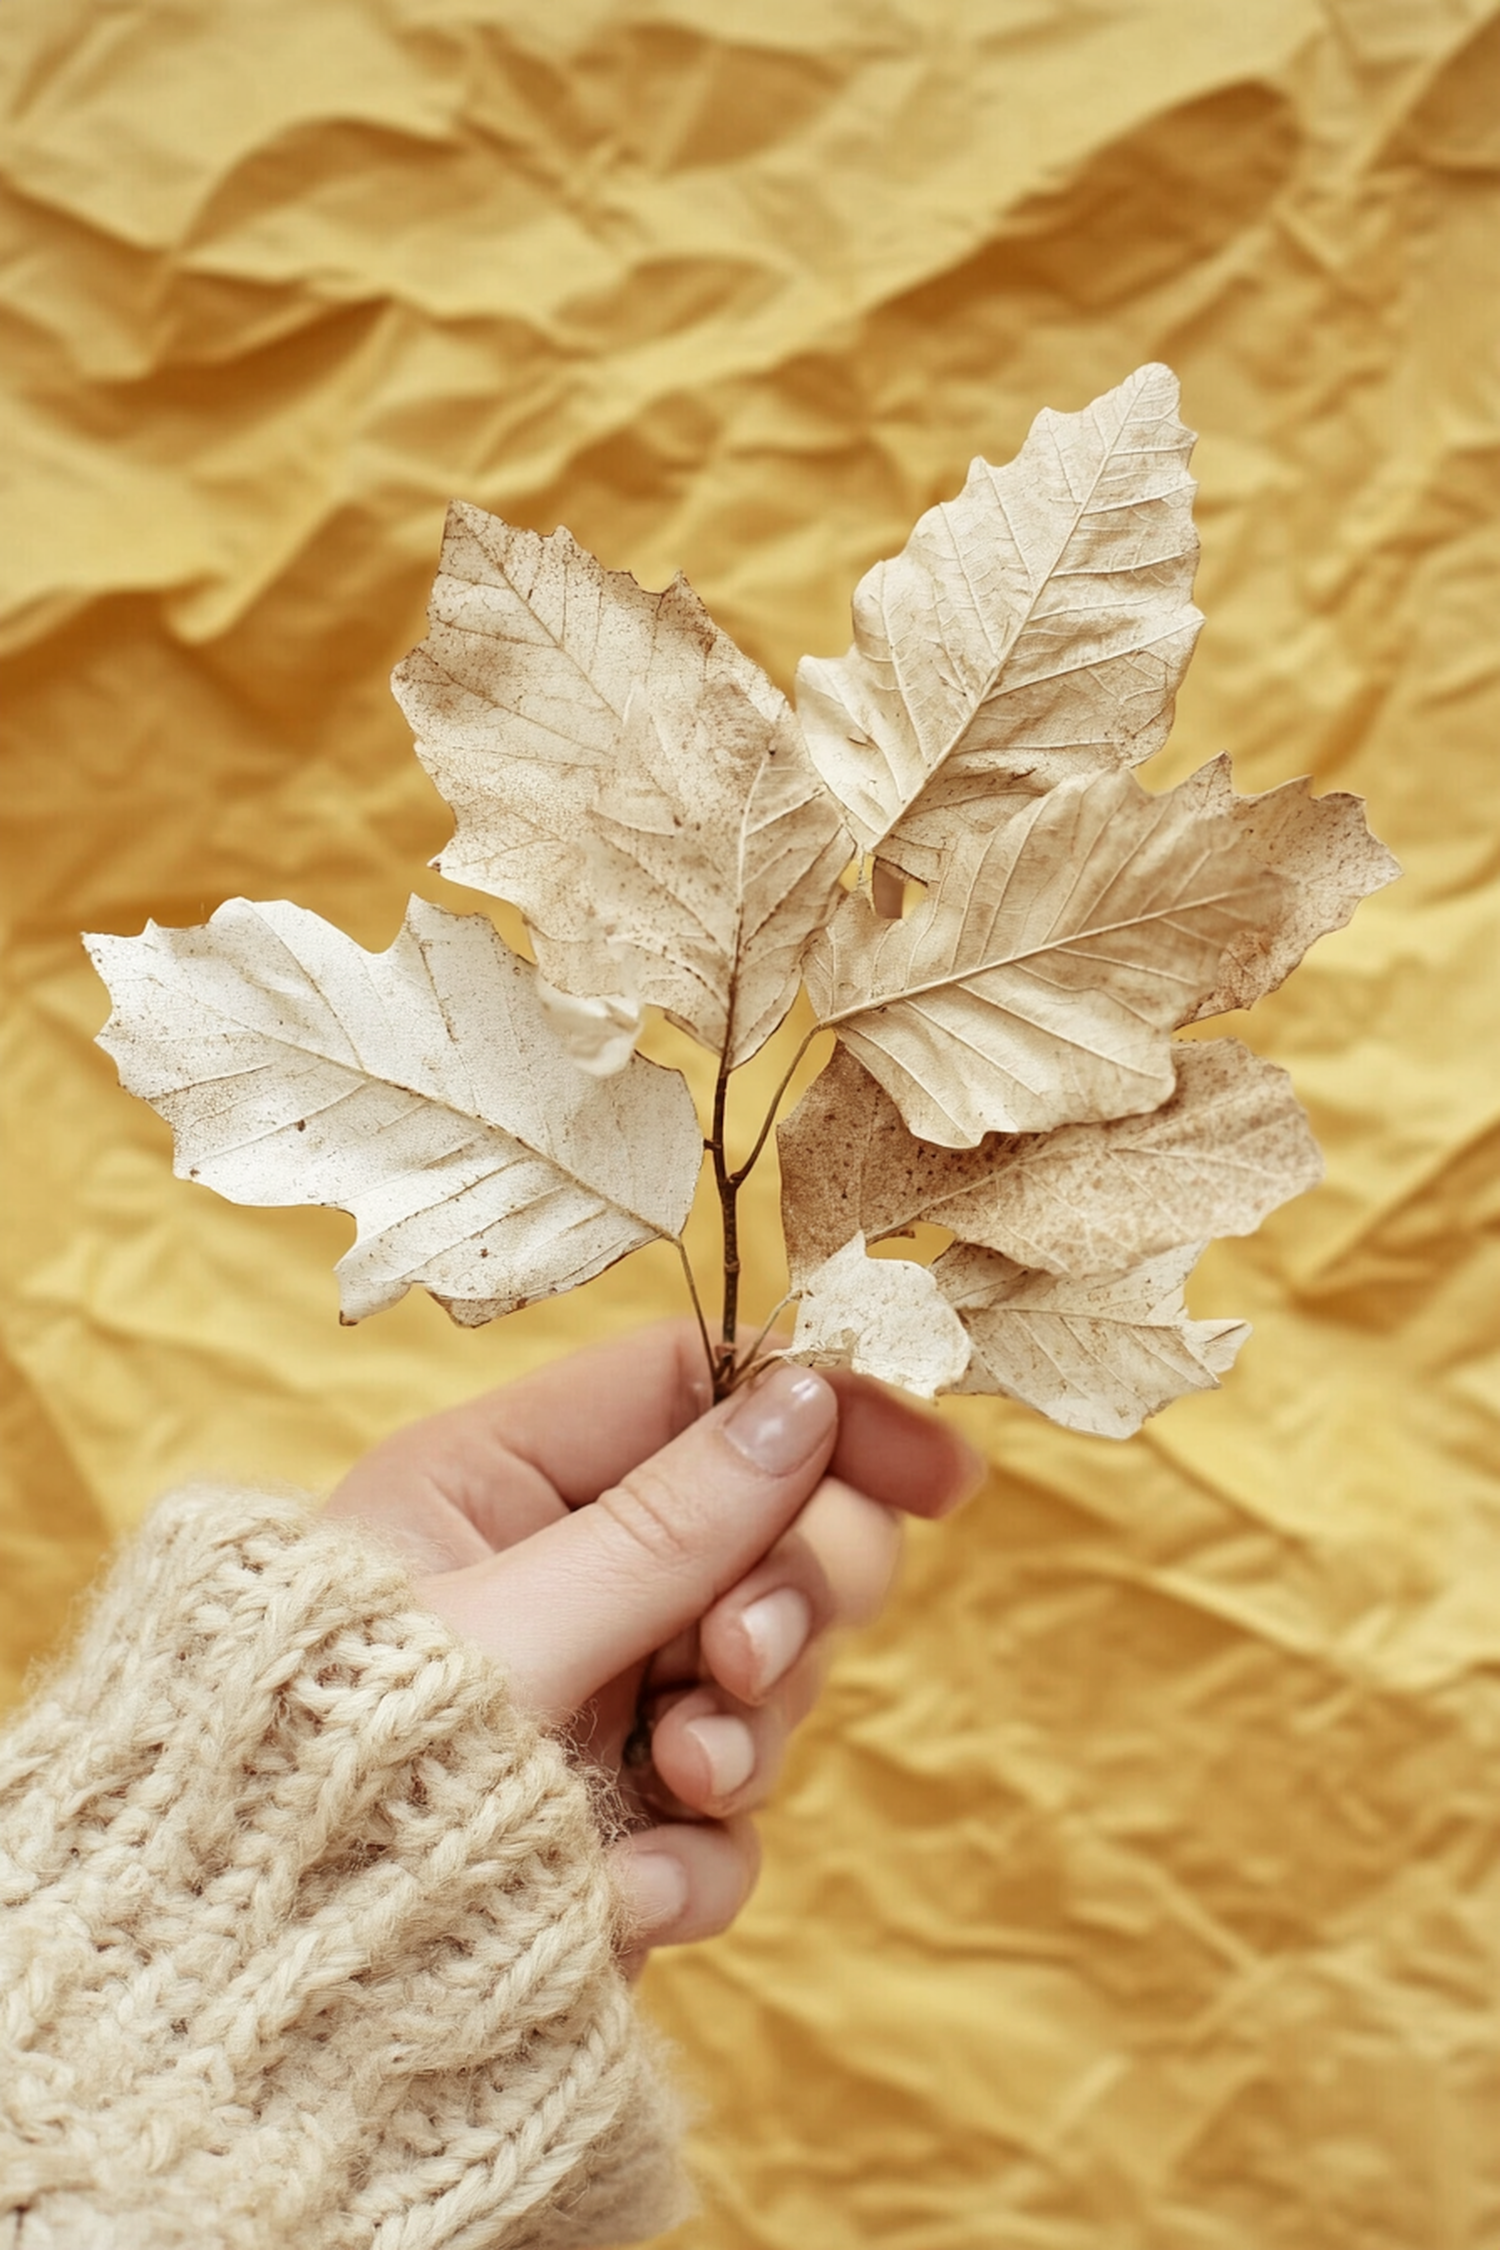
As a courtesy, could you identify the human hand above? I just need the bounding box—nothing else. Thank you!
[327,1323,983,1968]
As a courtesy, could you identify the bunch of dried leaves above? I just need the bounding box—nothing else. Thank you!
[89,367,1398,1437]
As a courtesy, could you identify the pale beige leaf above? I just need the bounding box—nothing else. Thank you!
[802,767,1284,1147]
[530,675,848,1067]
[796,363,1201,860]
[788,1235,972,1400]
[86,898,701,1327]
[779,1039,1323,1285]
[1172,755,1402,1017]
[391,503,786,948]
[937,1242,1249,1439]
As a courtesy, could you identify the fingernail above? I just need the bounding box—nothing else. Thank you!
[741,1586,813,1695]
[684,1713,756,1799]
[722,1364,835,1475]
[616,1850,689,1933]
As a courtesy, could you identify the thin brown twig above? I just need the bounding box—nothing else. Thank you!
[729,1023,820,1189]
[702,995,821,1400]
[723,1293,795,1392]
[673,1238,716,1392]
[708,1012,740,1399]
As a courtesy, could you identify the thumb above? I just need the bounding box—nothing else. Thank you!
[418,1362,837,1722]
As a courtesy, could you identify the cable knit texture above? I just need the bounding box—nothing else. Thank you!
[0,1488,689,2248]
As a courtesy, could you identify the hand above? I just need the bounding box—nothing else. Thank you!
[327,1323,983,1968]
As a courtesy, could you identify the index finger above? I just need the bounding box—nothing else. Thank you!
[476,1340,985,1521]
[405,1322,714,1543]
[369,1323,984,1552]
[824,1371,986,1519]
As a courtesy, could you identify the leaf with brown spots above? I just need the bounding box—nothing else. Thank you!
[393,504,848,1067]
[393,506,780,947]
[778,1038,1322,1285]
[527,672,848,1068]
[1172,755,1401,1017]
[937,1240,1249,1438]
[802,766,1285,1146]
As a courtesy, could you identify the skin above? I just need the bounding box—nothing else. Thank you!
[328,1322,985,1970]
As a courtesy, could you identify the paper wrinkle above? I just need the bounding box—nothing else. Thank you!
[5,3,1500,2244]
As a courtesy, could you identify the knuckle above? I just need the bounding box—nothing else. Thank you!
[597,1465,701,1576]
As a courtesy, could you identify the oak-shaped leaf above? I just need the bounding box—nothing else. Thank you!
[802,766,1286,1146]
[788,1235,972,1399]
[937,1241,1248,1439]
[394,505,783,940]
[1172,755,1401,1017]
[778,1039,1323,1286]
[797,363,1200,865]
[86,898,701,1326]
[527,675,849,1068]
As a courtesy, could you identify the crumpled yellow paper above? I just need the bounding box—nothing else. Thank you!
[4,4,1500,2243]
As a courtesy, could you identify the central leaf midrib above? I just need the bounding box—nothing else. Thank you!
[875,1121,1257,1247]
[190,997,680,1246]
[820,879,1245,1025]
[895,390,1158,814]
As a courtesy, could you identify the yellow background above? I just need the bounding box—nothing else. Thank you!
[4,4,1500,2242]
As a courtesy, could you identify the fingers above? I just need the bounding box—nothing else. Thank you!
[477,1332,985,1522]
[610,1816,761,1959]
[333,1330,983,1576]
[697,1476,904,1708]
[632,1479,903,1821]
[417,1362,839,1721]
[794,1477,905,1628]
[644,1680,796,1817]
[329,1322,709,1558]
[622,1478,907,1832]
[825,1370,987,1521]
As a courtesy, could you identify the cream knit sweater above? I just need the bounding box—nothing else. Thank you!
[0,1487,690,2249]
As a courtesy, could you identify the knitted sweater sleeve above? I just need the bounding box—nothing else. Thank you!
[0,1487,691,2250]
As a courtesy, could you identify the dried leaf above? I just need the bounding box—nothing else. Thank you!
[802,767,1285,1146]
[1173,755,1402,1016]
[392,505,785,950]
[797,363,1200,862]
[86,898,701,1326]
[529,675,849,1067]
[779,1039,1323,1285]
[788,1235,972,1399]
[937,1241,1248,1439]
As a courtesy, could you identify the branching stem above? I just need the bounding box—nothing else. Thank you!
[729,1026,819,1189]
[724,1294,794,1391]
[694,1018,824,1401]
[709,1038,739,1398]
